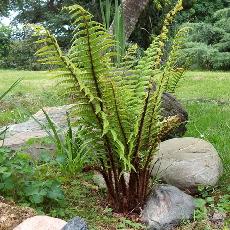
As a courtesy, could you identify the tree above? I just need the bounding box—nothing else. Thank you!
[33,1,186,213]
[0,0,195,49]
[0,25,42,70]
[179,7,230,70]
[1,0,101,48]
[116,0,150,39]
[178,0,229,23]
[0,24,11,64]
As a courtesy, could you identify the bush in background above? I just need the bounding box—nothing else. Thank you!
[0,25,43,70]
[179,7,230,70]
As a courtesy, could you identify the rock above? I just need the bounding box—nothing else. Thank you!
[0,94,187,148]
[0,104,74,148]
[210,211,226,229]
[152,137,223,192]
[141,185,195,230]
[93,172,107,189]
[161,93,188,140]
[14,215,67,230]
[93,172,129,189]
[62,217,88,230]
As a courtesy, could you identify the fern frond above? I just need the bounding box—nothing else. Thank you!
[164,27,190,93]
[131,0,184,161]
[33,25,108,162]
[157,115,182,140]
[65,4,140,170]
[33,0,189,213]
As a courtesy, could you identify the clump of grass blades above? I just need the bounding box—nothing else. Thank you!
[32,109,90,177]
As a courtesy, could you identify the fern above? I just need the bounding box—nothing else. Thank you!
[33,0,186,213]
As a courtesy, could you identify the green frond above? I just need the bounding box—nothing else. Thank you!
[33,24,106,158]
[130,0,184,167]
[163,27,189,93]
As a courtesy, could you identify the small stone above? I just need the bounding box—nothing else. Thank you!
[141,185,195,230]
[93,172,130,189]
[61,217,88,230]
[212,212,225,221]
[92,172,107,189]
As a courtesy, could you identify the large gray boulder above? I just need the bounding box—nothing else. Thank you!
[152,137,223,192]
[141,185,195,230]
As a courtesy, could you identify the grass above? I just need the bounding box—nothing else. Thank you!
[175,71,230,186]
[176,71,230,101]
[0,69,230,229]
[0,69,68,126]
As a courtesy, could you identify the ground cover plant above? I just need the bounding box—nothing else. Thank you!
[0,147,64,209]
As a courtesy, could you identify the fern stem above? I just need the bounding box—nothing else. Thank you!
[110,81,129,153]
[132,88,151,163]
[84,18,103,107]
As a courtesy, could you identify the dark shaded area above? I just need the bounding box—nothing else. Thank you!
[161,92,188,140]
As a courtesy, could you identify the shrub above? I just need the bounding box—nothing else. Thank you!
[186,22,225,45]
[33,1,187,213]
[178,42,219,70]
[180,7,230,70]
[0,25,43,70]
[0,24,11,65]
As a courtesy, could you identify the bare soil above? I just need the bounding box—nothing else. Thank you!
[0,198,36,230]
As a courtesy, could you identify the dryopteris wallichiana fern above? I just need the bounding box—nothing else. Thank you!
[33,0,187,213]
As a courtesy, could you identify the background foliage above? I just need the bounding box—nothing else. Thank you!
[0,0,229,69]
[179,7,230,70]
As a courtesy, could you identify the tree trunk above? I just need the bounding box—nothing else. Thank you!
[110,0,150,39]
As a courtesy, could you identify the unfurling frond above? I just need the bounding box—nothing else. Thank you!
[157,115,182,140]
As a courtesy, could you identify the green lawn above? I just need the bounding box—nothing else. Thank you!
[176,71,230,101]
[0,69,68,126]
